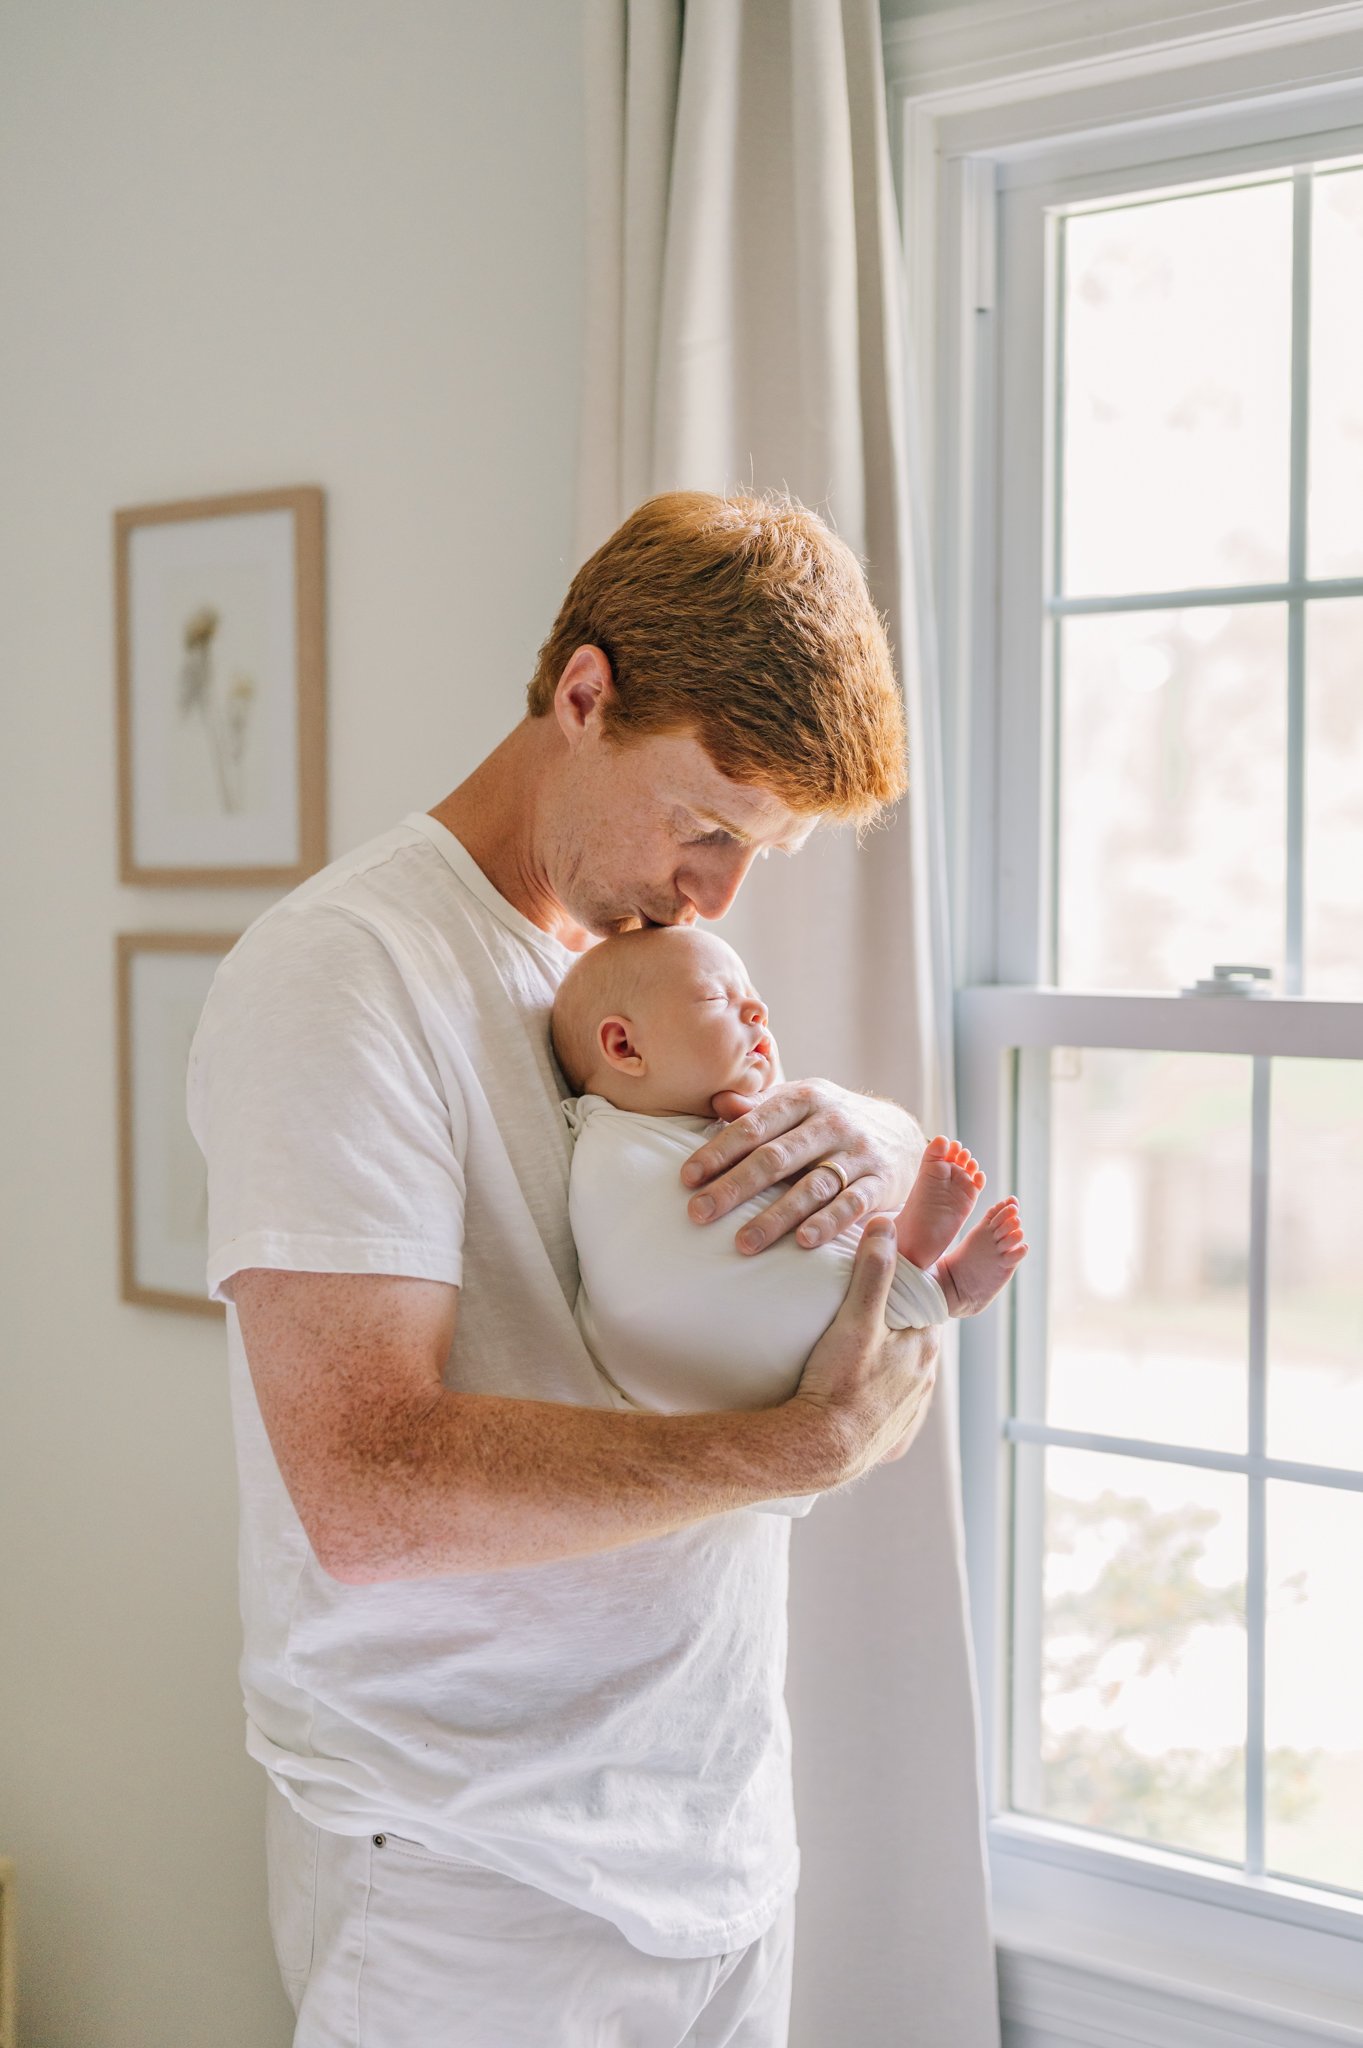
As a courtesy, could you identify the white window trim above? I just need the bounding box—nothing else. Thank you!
[887,0,1363,973]
[886,5,1363,2040]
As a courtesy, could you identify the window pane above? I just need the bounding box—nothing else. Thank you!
[1266,1483,1363,1894]
[1062,180,1292,598]
[1045,1050,1250,1452]
[1056,605,1286,991]
[1027,1446,1246,1862]
[1305,598,1363,999]
[1267,1058,1363,1469]
[1308,165,1363,580]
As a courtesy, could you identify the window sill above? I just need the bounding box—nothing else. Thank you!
[991,1821,1363,2047]
[997,1923,1363,2046]
[992,1816,1363,1945]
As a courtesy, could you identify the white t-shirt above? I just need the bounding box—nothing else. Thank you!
[186,813,799,1960]
[564,1093,948,1517]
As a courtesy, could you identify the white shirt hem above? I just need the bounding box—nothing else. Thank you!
[207,1228,462,1303]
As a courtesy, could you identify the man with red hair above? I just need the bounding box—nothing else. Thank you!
[190,491,939,2046]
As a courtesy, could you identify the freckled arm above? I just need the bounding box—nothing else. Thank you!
[230,1267,847,1583]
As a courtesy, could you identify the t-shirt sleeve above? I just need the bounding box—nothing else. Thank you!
[186,903,467,1305]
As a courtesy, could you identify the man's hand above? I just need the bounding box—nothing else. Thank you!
[682,1078,925,1255]
[786,1217,940,1481]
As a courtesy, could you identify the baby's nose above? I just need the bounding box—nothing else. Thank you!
[743,998,767,1026]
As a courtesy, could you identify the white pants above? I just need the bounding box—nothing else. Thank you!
[265,1782,796,2047]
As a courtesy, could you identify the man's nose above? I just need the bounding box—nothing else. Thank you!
[678,847,759,921]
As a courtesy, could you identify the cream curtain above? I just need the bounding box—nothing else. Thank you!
[577,3,998,2041]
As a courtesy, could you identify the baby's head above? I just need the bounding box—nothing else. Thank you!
[552,927,776,1118]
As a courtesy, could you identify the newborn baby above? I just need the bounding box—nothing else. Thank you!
[552,926,1027,1514]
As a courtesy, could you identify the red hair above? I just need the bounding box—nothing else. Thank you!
[528,491,907,820]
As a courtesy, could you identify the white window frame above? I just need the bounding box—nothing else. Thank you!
[886,4,1363,2038]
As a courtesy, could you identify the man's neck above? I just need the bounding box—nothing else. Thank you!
[428,722,595,952]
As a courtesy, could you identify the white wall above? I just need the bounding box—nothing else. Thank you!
[0,4,584,2042]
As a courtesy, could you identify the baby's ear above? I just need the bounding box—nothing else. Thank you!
[599,1015,645,1074]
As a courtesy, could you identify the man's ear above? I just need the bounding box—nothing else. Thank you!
[598,1015,645,1074]
[554,646,616,751]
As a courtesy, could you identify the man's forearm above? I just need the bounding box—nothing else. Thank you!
[318,1387,843,1583]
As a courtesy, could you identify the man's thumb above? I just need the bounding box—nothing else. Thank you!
[709,1085,776,1123]
[846,1217,898,1320]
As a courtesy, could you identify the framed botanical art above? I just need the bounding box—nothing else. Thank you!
[114,485,326,885]
[117,932,236,1316]
[0,1854,12,2048]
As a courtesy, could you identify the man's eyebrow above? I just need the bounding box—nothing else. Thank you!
[690,807,809,854]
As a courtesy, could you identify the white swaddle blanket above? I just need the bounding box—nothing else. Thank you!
[563,1094,949,1517]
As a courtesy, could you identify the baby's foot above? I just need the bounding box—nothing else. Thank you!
[895,1136,985,1269]
[934,1198,1028,1317]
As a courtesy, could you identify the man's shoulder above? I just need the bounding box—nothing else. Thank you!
[222,817,467,974]
[187,826,463,1123]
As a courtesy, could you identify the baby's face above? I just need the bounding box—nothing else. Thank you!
[576,927,777,1117]
[632,932,777,1113]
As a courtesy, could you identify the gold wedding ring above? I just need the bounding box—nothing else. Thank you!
[820,1158,851,1197]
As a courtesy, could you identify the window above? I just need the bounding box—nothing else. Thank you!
[941,81,1363,1995]
[1002,151,1363,1897]
[1051,163,1363,999]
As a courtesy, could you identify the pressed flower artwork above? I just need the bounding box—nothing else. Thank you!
[115,486,326,884]
[172,594,262,817]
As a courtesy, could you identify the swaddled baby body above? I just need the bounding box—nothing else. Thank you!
[552,926,1027,1515]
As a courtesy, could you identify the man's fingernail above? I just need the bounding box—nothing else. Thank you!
[739,1227,764,1252]
[682,1162,704,1185]
[798,1226,818,1246]
[691,1196,716,1221]
[866,1219,895,1241]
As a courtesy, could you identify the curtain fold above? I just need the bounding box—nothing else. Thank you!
[577,5,998,2040]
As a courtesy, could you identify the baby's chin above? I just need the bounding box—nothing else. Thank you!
[726,1068,767,1098]
[680,1072,762,1116]
[648,1067,766,1120]
[706,1057,773,1110]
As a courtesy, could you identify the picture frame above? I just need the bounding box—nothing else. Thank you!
[117,932,237,1316]
[114,485,326,886]
[0,1855,13,2048]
